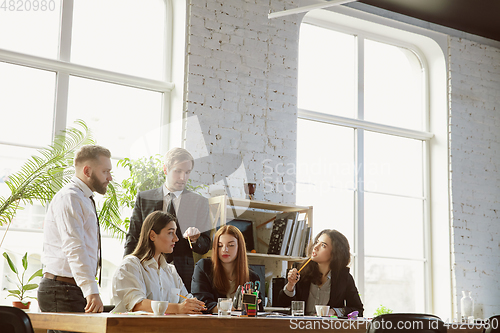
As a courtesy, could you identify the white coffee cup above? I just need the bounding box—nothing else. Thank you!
[315,305,330,317]
[151,301,168,315]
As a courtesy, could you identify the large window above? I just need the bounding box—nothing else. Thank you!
[297,14,434,315]
[0,0,173,306]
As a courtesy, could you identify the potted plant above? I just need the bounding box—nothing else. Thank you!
[3,252,43,309]
[0,120,94,246]
[0,120,204,245]
[373,304,394,317]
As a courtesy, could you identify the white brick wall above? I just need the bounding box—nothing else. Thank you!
[181,0,500,318]
[184,0,299,204]
[449,37,500,319]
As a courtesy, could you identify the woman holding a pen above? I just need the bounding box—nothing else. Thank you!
[277,229,364,317]
[111,211,206,314]
[191,225,264,313]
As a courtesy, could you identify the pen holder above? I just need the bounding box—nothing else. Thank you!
[241,293,258,317]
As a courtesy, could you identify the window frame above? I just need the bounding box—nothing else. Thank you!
[0,0,179,306]
[298,9,442,314]
[0,0,175,155]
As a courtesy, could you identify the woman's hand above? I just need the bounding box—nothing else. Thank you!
[178,297,206,314]
[286,268,300,292]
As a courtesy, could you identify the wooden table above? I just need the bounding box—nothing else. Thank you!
[28,312,485,333]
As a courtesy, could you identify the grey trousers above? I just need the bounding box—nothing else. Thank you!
[37,277,86,333]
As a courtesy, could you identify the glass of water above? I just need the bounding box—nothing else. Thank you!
[291,301,305,316]
[218,298,232,317]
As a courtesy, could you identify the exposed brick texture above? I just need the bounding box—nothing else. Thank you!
[183,0,299,204]
[449,37,500,319]
[181,0,500,318]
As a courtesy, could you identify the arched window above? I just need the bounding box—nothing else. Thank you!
[297,7,449,317]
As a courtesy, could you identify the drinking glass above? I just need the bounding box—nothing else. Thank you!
[315,305,330,317]
[291,301,305,316]
[218,298,232,317]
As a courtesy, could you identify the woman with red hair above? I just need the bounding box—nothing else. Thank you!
[191,225,263,313]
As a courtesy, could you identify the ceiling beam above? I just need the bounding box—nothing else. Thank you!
[268,0,357,19]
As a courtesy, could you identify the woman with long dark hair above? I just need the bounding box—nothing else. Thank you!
[277,229,363,316]
[111,211,206,314]
[191,225,263,313]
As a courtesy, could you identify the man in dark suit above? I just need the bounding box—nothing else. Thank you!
[124,148,212,292]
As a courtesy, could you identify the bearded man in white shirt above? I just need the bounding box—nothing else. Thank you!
[38,145,112,323]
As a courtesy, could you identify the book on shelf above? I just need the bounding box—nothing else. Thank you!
[289,212,307,257]
[267,211,298,255]
[296,222,306,257]
[286,218,299,256]
[291,220,305,257]
[300,226,312,257]
[280,218,294,256]
[267,212,287,255]
[284,219,295,256]
[283,212,299,256]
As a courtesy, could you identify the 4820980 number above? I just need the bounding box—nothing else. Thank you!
[1,0,56,11]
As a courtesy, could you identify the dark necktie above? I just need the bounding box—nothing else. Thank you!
[165,193,181,263]
[89,196,102,287]
[167,192,176,217]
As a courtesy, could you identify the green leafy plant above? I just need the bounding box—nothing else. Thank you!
[373,304,394,317]
[0,118,207,243]
[116,155,168,210]
[0,120,94,246]
[3,252,43,304]
[99,155,207,240]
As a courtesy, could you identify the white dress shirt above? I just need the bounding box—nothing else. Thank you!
[111,255,191,313]
[162,184,183,213]
[42,176,99,297]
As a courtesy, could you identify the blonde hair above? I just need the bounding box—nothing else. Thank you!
[163,147,194,171]
[74,145,111,166]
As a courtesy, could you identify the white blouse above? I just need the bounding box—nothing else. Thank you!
[111,255,191,313]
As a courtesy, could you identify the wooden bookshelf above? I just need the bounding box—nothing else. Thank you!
[208,194,314,299]
[208,194,313,258]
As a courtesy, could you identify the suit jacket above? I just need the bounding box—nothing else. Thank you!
[191,258,264,313]
[277,267,364,317]
[124,187,212,292]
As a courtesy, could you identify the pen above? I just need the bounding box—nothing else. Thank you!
[298,257,312,274]
[187,235,193,249]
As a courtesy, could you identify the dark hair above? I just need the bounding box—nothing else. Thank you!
[298,229,351,285]
[131,211,177,265]
[211,225,249,295]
